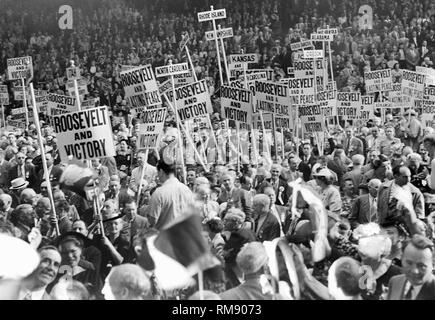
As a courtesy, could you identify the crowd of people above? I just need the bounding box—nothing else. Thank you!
[2,0,435,301]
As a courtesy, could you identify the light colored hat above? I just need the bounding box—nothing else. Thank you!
[312,168,334,180]
[0,234,40,280]
[10,177,29,190]
[236,242,269,274]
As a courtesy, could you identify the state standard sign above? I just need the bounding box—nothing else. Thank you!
[310,33,334,41]
[155,63,189,78]
[197,8,226,22]
[53,106,115,162]
[303,50,324,59]
[205,27,233,41]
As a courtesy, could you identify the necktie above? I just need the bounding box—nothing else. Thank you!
[404,285,414,300]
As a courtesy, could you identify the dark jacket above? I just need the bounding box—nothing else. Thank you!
[387,274,435,300]
[255,212,281,242]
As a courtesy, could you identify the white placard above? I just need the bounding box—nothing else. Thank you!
[120,65,161,110]
[155,63,189,78]
[310,33,334,41]
[254,81,292,128]
[364,69,393,93]
[137,107,167,149]
[7,56,33,80]
[197,8,226,22]
[303,50,324,59]
[53,106,115,161]
[205,27,233,41]
[401,70,426,99]
[337,92,361,119]
[220,86,253,125]
[174,80,213,122]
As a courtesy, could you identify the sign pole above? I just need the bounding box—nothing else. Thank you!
[22,78,29,130]
[183,36,198,82]
[169,60,187,183]
[210,6,224,86]
[163,92,209,173]
[136,149,149,207]
[259,111,271,158]
[30,83,59,236]
[206,114,219,164]
[218,24,231,85]
[1,104,4,128]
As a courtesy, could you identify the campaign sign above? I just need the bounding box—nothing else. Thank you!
[298,105,324,132]
[220,86,252,125]
[47,93,78,116]
[364,69,393,93]
[174,80,213,122]
[254,81,292,128]
[337,92,361,120]
[7,56,33,80]
[137,107,167,150]
[0,85,9,105]
[53,106,115,161]
[120,65,161,110]
[401,70,426,99]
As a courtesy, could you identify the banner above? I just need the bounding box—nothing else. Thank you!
[401,70,426,99]
[137,108,167,150]
[53,106,116,161]
[254,81,292,129]
[175,80,213,122]
[7,56,33,80]
[120,65,161,110]
[337,92,361,120]
[220,86,253,127]
[32,90,48,113]
[364,69,393,93]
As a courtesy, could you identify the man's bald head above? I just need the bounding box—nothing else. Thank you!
[20,188,37,206]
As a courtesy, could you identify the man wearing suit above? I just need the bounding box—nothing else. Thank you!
[299,142,317,170]
[218,172,252,219]
[387,234,435,300]
[377,166,425,227]
[35,153,63,191]
[343,127,364,157]
[8,152,37,189]
[267,164,291,206]
[409,30,422,48]
[348,179,382,228]
[0,150,11,189]
[19,246,62,300]
[220,242,275,300]
[252,194,281,242]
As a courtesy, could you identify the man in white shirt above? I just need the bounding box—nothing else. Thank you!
[129,151,157,196]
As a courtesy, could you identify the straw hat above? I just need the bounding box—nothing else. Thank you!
[10,177,29,190]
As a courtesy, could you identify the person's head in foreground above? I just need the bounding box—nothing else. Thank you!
[327,257,364,300]
[102,264,152,300]
[402,234,434,287]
